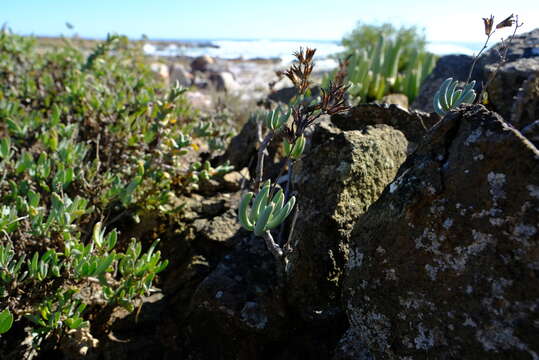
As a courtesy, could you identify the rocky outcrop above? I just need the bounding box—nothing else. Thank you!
[411,55,478,113]
[191,55,215,72]
[169,63,193,87]
[485,58,539,129]
[287,120,409,322]
[187,234,286,359]
[331,103,438,146]
[337,105,539,359]
[209,71,240,92]
[379,93,409,108]
[412,28,539,127]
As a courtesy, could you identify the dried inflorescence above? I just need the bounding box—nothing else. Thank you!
[239,47,351,278]
[283,47,349,140]
[284,47,316,94]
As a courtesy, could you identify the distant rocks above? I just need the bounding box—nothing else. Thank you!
[169,63,193,87]
[191,55,215,72]
[209,71,240,92]
[149,62,169,81]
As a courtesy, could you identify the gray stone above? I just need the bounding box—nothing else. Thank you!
[340,105,539,359]
[286,120,409,322]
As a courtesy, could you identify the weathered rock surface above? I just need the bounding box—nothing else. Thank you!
[331,103,438,146]
[187,235,286,359]
[411,55,478,113]
[485,58,539,129]
[169,63,193,87]
[412,28,539,124]
[379,93,409,109]
[191,55,215,72]
[337,105,539,359]
[209,71,240,92]
[287,120,409,322]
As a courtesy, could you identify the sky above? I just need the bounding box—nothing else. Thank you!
[2,0,537,43]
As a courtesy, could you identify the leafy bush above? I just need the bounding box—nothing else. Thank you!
[326,23,437,104]
[0,30,231,352]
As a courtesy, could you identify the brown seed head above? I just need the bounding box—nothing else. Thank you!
[496,14,515,29]
[483,15,494,35]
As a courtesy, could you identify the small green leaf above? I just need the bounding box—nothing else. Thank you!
[0,309,13,334]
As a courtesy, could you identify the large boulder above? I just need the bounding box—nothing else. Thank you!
[187,234,287,359]
[485,58,539,129]
[169,63,193,87]
[337,105,539,359]
[209,71,240,92]
[286,119,409,322]
[411,55,478,113]
[412,28,539,124]
[331,103,438,146]
[191,55,215,72]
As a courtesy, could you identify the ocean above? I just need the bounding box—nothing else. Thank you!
[143,39,484,71]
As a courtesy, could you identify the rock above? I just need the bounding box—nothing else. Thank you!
[379,93,409,108]
[192,208,241,247]
[485,58,539,129]
[338,105,539,359]
[331,103,438,147]
[59,328,99,358]
[169,63,193,87]
[411,55,478,113]
[510,72,539,130]
[191,55,215,72]
[185,90,212,109]
[522,120,539,148]
[413,28,539,119]
[209,71,240,92]
[268,86,321,104]
[287,120,409,322]
[221,117,259,171]
[149,62,169,82]
[220,116,284,180]
[478,28,539,66]
[188,235,287,359]
[220,168,249,192]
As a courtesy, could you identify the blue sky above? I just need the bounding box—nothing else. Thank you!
[3,0,537,42]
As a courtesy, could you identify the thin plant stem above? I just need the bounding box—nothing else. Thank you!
[254,132,273,191]
[477,18,523,103]
[263,230,285,278]
[466,31,495,84]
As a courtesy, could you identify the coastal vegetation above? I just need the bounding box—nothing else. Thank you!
[0,12,535,359]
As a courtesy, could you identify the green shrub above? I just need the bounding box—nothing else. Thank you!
[325,23,437,104]
[0,31,231,351]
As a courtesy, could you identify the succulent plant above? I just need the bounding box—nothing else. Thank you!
[264,107,291,131]
[238,180,296,236]
[433,77,476,116]
[283,135,306,159]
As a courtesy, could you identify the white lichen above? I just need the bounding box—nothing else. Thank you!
[487,172,507,202]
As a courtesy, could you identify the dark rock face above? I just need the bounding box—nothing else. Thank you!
[337,105,539,359]
[411,55,478,113]
[222,117,259,172]
[191,55,215,72]
[287,120,409,322]
[331,103,438,146]
[412,28,539,125]
[478,28,539,66]
[268,86,321,104]
[188,235,287,359]
[485,58,539,129]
